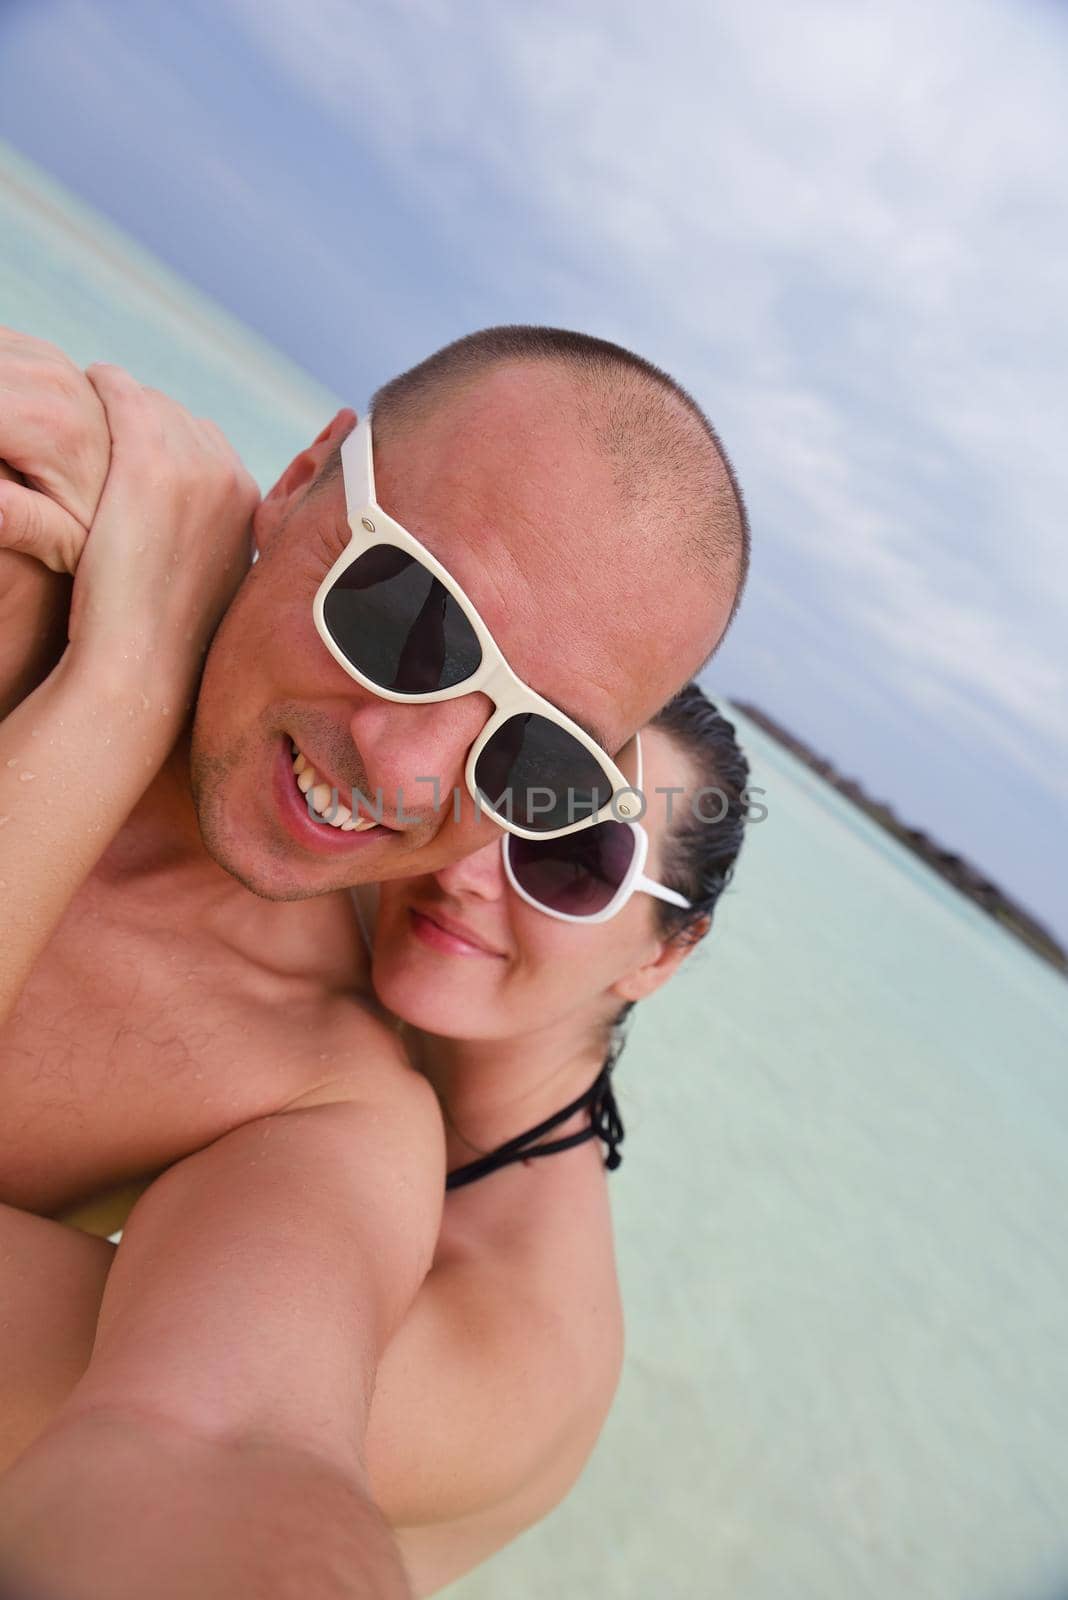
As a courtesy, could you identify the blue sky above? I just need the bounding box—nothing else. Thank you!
[1,0,1066,940]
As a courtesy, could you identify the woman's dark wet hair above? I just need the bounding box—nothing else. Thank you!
[606,684,750,1059]
[648,682,751,944]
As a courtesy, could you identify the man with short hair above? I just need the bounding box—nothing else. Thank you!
[0,323,748,1597]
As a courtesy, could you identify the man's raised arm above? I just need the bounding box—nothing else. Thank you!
[0,1051,446,1600]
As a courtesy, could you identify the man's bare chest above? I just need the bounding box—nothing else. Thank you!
[0,872,368,1213]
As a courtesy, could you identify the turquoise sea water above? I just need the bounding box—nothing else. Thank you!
[4,141,1068,1600]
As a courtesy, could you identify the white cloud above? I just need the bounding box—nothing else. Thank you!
[209,0,1068,814]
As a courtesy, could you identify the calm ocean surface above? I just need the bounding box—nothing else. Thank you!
[4,141,1068,1600]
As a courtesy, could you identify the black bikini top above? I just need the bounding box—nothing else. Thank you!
[445,1061,625,1190]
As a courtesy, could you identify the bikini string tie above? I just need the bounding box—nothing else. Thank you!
[445,1060,626,1190]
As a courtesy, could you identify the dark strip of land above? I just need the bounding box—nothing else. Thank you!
[734,701,1067,979]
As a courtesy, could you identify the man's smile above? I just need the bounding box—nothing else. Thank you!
[272,735,394,856]
[290,742,382,832]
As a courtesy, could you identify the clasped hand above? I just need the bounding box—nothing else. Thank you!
[0,327,259,711]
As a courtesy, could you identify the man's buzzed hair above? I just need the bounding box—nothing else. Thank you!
[321,325,750,637]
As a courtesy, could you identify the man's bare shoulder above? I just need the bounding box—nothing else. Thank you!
[0,876,405,1215]
[279,994,447,1230]
[282,989,434,1115]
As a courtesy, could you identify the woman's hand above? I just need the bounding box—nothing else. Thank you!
[0,330,110,713]
[68,364,259,713]
[0,327,110,571]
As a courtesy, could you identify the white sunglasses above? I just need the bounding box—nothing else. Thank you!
[502,735,692,924]
[312,413,639,841]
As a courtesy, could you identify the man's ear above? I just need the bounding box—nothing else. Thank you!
[253,408,357,556]
[609,915,712,1004]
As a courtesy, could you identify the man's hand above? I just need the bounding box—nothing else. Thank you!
[0,327,110,571]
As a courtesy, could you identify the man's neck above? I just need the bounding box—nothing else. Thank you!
[94,721,207,886]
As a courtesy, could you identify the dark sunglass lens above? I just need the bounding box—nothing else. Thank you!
[509,823,635,916]
[323,547,482,692]
[474,714,614,833]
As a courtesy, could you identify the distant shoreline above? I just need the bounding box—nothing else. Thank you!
[734,701,1068,979]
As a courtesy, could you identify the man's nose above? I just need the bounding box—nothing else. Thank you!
[433,838,506,903]
[347,691,494,820]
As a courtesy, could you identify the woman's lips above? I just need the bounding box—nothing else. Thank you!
[408,906,507,959]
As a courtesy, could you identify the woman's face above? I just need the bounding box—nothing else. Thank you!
[371,727,699,1042]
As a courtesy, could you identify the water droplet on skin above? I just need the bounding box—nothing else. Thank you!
[0,816,9,827]
[5,758,16,768]
[18,771,35,782]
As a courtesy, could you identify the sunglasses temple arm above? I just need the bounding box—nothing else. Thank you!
[637,873,691,910]
[362,412,377,502]
[341,413,377,520]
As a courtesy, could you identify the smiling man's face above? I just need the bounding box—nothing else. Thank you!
[190,360,738,900]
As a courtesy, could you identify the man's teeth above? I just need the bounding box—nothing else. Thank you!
[290,744,378,831]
